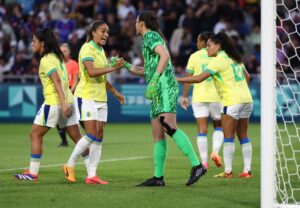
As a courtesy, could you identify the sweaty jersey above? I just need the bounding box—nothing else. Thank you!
[186,48,220,103]
[39,53,73,105]
[75,40,108,102]
[204,51,253,106]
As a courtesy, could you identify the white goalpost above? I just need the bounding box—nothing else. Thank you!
[261,0,276,207]
[262,0,300,207]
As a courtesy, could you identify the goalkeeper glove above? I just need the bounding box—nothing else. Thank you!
[123,61,132,71]
[145,71,160,100]
[109,56,119,67]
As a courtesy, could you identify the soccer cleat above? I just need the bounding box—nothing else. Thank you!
[185,164,206,186]
[211,152,222,168]
[136,176,165,187]
[85,176,109,185]
[239,171,252,178]
[63,164,75,182]
[14,172,38,181]
[214,172,233,178]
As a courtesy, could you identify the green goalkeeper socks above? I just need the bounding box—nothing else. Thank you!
[172,128,200,167]
[153,139,167,178]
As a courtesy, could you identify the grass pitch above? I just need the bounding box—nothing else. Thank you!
[0,123,260,208]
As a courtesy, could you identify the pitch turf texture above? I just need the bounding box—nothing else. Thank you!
[1,123,260,208]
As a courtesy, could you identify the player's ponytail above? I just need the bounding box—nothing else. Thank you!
[139,11,166,42]
[34,28,64,62]
[87,20,106,42]
[209,32,242,63]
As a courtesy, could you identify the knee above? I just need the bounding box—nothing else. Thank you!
[30,130,39,141]
[159,116,176,137]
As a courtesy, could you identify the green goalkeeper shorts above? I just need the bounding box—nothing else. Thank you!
[150,85,179,119]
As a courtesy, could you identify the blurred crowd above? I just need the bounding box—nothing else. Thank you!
[0,0,262,83]
[276,0,300,83]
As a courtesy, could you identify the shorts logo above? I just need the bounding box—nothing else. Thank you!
[87,112,91,117]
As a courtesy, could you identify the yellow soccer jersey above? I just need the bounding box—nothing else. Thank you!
[186,48,220,103]
[204,51,253,106]
[39,53,73,105]
[75,40,108,102]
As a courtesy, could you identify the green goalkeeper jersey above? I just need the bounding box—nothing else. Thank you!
[142,31,178,88]
[142,30,179,118]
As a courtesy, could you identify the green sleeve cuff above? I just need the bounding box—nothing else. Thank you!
[47,68,57,77]
[204,68,216,75]
[81,57,94,62]
[186,69,194,75]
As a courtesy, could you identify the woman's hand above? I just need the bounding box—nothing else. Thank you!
[62,103,72,118]
[115,92,126,104]
[181,96,189,110]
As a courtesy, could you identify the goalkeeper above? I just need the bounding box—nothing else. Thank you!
[123,11,206,187]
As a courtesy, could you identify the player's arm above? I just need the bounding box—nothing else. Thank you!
[144,44,170,99]
[154,44,170,75]
[83,59,124,78]
[124,63,145,76]
[181,73,192,110]
[50,71,71,118]
[106,81,125,104]
[243,69,251,85]
[177,71,212,83]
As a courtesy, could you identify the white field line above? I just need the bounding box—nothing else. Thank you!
[0,156,150,173]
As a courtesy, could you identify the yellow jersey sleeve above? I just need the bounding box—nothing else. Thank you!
[186,53,196,75]
[75,41,108,102]
[39,54,73,105]
[186,49,220,103]
[204,51,252,106]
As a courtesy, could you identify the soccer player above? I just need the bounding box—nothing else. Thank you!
[63,20,125,184]
[123,11,206,186]
[56,43,80,147]
[176,32,253,178]
[181,31,223,170]
[14,28,88,181]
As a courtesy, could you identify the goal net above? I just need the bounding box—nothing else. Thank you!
[275,0,300,207]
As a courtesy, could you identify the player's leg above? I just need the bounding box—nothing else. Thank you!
[14,103,53,180]
[192,102,209,169]
[159,113,206,186]
[195,117,209,168]
[136,118,166,187]
[63,99,96,182]
[15,124,50,180]
[64,123,90,182]
[85,102,108,184]
[210,102,223,167]
[236,103,253,178]
[56,125,68,147]
[214,105,238,178]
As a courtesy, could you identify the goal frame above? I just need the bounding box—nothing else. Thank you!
[261,0,276,207]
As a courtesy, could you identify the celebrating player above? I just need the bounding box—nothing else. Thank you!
[180,31,223,169]
[14,28,88,181]
[124,11,206,186]
[63,20,125,184]
[177,32,253,178]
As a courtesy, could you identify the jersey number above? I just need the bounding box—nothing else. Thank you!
[231,63,244,81]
